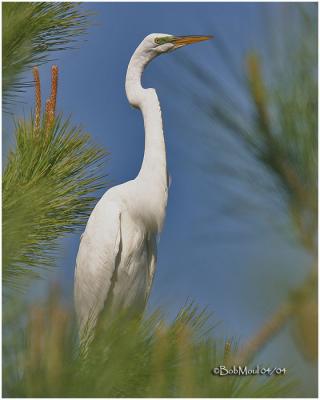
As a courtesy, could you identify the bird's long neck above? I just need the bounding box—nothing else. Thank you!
[125,51,167,189]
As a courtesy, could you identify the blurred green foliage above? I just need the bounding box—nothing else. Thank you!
[176,1,317,373]
[183,4,317,255]
[3,2,90,106]
[3,294,295,397]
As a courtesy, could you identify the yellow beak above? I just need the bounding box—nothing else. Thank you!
[172,35,213,48]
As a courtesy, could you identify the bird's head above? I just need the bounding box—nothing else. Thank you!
[141,33,213,55]
[126,33,213,105]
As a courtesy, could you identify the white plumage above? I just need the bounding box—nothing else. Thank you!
[74,33,211,337]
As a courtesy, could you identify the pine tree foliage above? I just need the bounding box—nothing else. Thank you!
[3,60,106,290]
[3,294,295,398]
[3,2,90,105]
[2,1,106,293]
[175,3,317,369]
[178,4,317,254]
[3,115,106,288]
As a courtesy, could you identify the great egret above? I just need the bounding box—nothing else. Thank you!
[74,33,212,337]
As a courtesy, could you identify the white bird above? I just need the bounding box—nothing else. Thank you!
[74,33,212,338]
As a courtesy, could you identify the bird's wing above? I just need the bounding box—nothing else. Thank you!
[145,234,157,303]
[74,200,122,336]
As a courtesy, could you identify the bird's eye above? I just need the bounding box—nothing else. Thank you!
[155,36,173,45]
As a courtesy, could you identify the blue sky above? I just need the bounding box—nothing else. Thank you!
[4,2,316,394]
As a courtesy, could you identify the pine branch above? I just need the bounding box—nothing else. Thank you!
[234,268,317,365]
[234,303,293,365]
[3,2,91,106]
[3,67,107,290]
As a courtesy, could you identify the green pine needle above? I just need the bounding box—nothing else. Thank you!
[3,2,91,105]
[3,115,107,289]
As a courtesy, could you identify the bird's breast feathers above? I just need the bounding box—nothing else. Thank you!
[107,181,167,232]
